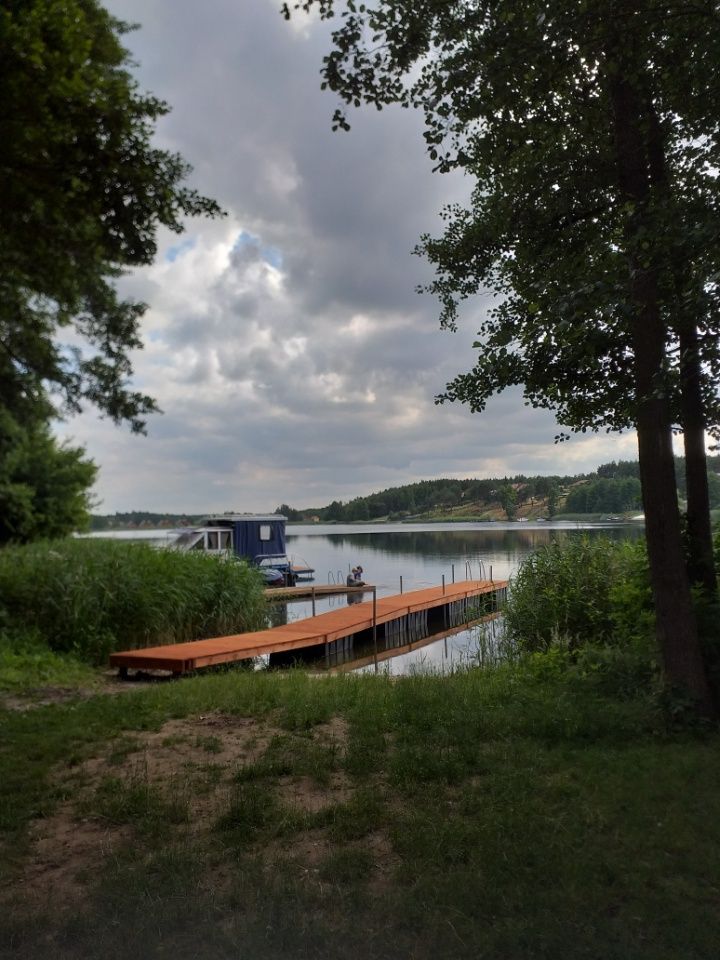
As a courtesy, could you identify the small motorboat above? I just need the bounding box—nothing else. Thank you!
[290,558,315,581]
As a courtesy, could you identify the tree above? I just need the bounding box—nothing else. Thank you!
[597,461,641,480]
[546,483,559,519]
[0,0,222,432]
[497,484,517,520]
[275,504,304,521]
[0,408,97,542]
[346,498,370,521]
[285,0,720,712]
[707,473,720,511]
[325,500,345,522]
[534,476,551,498]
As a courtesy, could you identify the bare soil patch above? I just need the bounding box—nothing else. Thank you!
[0,672,154,712]
[276,772,353,814]
[0,687,102,712]
[12,811,132,911]
[6,712,361,913]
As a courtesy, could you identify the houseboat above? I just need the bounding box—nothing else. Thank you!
[173,514,313,586]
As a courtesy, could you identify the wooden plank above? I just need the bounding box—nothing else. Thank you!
[264,584,370,600]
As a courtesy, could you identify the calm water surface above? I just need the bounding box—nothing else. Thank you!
[280,522,643,674]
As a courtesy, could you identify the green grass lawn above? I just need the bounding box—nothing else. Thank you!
[1,661,719,960]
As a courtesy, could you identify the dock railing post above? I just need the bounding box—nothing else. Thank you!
[400,575,403,595]
[442,574,446,595]
[372,587,378,673]
[490,564,493,583]
[311,586,316,617]
[451,564,455,584]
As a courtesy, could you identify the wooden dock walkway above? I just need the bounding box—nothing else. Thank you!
[263,583,368,600]
[109,579,507,676]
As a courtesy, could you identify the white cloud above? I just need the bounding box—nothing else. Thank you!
[57,0,637,513]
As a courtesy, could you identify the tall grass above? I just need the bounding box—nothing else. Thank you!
[0,539,267,663]
[504,536,654,653]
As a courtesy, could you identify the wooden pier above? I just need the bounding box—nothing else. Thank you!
[263,583,368,600]
[109,579,507,676]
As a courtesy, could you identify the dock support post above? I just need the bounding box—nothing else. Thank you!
[372,587,378,673]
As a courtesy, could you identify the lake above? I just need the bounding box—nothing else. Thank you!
[278,521,643,675]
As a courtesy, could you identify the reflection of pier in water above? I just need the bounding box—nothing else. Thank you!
[110,581,507,677]
[268,589,505,671]
[282,613,502,673]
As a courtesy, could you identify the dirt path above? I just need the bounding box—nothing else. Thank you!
[0,673,161,711]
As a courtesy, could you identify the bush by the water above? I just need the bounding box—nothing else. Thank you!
[0,539,267,663]
[504,536,654,654]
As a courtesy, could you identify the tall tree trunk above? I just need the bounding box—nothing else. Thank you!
[609,68,714,715]
[633,297,712,712]
[679,324,718,596]
[644,95,718,596]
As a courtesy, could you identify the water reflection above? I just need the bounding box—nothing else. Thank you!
[285,522,641,597]
[289,523,640,561]
[351,614,506,677]
[275,522,642,675]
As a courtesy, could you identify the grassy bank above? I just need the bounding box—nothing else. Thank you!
[0,540,267,677]
[2,657,719,960]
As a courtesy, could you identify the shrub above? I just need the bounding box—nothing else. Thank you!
[504,536,653,654]
[0,539,267,663]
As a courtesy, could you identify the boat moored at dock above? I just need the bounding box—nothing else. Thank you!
[173,514,313,586]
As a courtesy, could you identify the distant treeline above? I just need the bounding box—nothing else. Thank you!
[276,456,720,522]
[89,512,206,531]
[565,477,642,514]
[276,473,567,523]
[90,456,720,528]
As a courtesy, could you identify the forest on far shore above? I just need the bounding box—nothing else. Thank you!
[90,457,720,529]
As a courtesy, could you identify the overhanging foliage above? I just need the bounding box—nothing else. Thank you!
[0,0,223,430]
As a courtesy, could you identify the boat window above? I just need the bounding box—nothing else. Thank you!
[207,531,219,550]
[259,524,272,541]
[219,531,231,549]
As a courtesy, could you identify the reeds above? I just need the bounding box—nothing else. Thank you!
[503,536,651,653]
[0,539,267,662]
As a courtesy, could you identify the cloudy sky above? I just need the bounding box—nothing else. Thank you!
[59,0,638,514]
